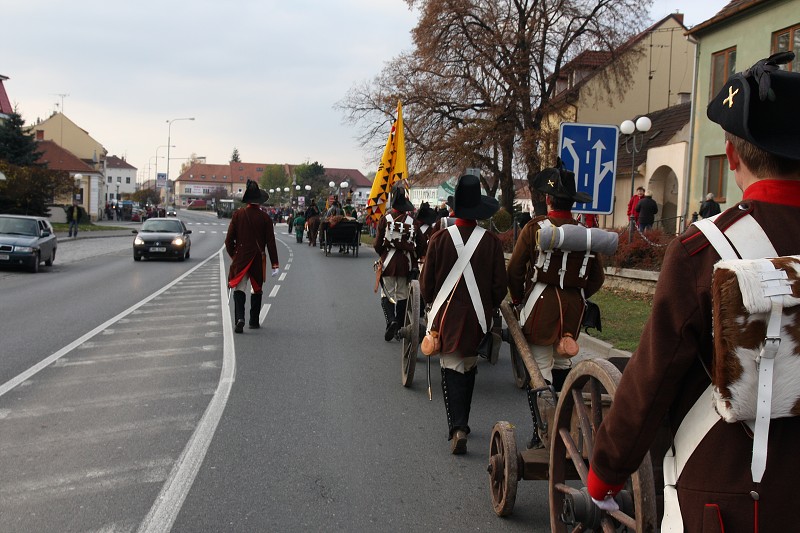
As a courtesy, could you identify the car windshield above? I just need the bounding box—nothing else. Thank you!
[0,217,38,236]
[141,220,183,233]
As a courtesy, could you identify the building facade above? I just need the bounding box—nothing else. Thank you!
[686,0,800,215]
[104,155,137,203]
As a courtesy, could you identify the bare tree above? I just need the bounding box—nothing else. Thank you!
[338,0,651,212]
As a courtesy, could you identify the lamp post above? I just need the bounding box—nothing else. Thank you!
[166,117,195,205]
[340,181,348,204]
[620,115,651,242]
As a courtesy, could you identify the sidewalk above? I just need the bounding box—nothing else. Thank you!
[54,220,141,265]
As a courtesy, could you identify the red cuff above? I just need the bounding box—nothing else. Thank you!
[587,467,624,500]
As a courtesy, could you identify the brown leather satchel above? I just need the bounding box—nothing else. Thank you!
[421,278,459,356]
[554,290,580,358]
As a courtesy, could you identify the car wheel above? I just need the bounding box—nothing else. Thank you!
[29,252,40,273]
[45,248,56,266]
[178,251,186,262]
[133,253,141,261]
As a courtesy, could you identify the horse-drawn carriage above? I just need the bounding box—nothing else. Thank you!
[395,287,662,531]
[319,217,362,257]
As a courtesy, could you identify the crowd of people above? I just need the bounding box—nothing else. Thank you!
[220,53,799,531]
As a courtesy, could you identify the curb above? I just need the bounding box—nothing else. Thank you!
[580,334,632,359]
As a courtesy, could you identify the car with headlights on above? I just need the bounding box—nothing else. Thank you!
[0,215,57,273]
[132,217,191,261]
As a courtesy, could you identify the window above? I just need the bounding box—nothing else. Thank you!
[710,47,736,100]
[184,187,191,194]
[117,176,122,183]
[773,24,800,72]
[126,177,131,184]
[705,155,728,200]
[107,176,112,183]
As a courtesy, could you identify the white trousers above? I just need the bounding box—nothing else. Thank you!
[526,342,571,384]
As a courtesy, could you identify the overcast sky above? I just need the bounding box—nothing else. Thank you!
[4,1,729,181]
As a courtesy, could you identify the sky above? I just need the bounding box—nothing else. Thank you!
[4,1,730,182]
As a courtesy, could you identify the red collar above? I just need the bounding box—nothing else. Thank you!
[743,179,800,207]
[455,219,477,227]
[548,210,573,219]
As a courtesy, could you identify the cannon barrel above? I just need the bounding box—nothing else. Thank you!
[499,300,549,391]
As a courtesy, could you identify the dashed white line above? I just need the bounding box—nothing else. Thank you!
[259,303,271,325]
[268,285,280,298]
[279,273,287,281]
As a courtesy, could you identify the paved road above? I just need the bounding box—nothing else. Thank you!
[0,212,616,532]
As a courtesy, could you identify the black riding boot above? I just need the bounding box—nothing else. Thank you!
[551,367,570,393]
[526,385,544,449]
[233,290,246,333]
[392,299,407,339]
[383,298,397,342]
[441,367,477,453]
[249,292,262,329]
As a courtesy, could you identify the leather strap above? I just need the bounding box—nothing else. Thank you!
[426,226,486,334]
[663,214,779,530]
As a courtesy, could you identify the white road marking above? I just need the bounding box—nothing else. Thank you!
[137,247,236,533]
[284,263,291,271]
[279,273,287,281]
[269,285,280,298]
[0,247,225,399]
[259,303,271,325]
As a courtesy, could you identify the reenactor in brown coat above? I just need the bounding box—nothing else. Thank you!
[225,180,280,333]
[506,162,605,448]
[588,53,800,531]
[374,191,423,341]
[421,174,507,454]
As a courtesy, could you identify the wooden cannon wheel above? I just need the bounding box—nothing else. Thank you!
[488,421,520,517]
[548,358,657,532]
[400,279,421,387]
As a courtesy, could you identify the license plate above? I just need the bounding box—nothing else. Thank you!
[150,247,166,252]
[0,254,8,260]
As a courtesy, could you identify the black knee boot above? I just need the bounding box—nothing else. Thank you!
[441,367,477,443]
[382,298,397,342]
[233,290,246,333]
[249,292,262,329]
[392,299,407,339]
[526,385,544,449]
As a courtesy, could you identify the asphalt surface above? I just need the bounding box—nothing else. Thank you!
[0,212,628,532]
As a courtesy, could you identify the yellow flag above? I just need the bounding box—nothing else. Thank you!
[367,101,407,223]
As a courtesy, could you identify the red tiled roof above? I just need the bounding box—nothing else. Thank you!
[106,155,137,170]
[323,167,371,187]
[0,75,12,116]
[686,0,771,35]
[176,162,369,187]
[35,140,96,173]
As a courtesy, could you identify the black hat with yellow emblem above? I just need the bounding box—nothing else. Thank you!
[707,51,800,161]
[532,157,592,204]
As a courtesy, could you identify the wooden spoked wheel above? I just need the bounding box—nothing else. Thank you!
[488,421,520,517]
[401,280,421,387]
[509,342,530,389]
[548,359,657,532]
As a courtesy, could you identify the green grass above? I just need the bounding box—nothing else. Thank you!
[51,222,128,232]
[586,287,653,353]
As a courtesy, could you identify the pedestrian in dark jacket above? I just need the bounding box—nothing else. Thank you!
[225,180,280,333]
[699,192,722,218]
[67,201,81,238]
[635,190,658,231]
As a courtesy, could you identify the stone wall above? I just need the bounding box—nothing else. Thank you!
[602,267,659,295]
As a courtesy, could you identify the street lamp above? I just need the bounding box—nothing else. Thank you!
[620,115,651,242]
[340,181,349,203]
[166,117,195,205]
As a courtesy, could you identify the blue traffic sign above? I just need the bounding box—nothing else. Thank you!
[558,123,619,215]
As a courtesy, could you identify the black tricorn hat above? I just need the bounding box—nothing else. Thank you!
[532,158,592,204]
[415,202,438,225]
[391,189,415,212]
[453,174,499,220]
[707,51,800,161]
[242,179,268,204]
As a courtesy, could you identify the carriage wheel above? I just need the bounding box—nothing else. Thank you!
[488,421,520,517]
[548,359,657,532]
[509,342,530,389]
[401,279,421,387]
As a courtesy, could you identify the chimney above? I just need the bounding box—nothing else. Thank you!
[673,12,684,25]
[676,92,691,105]
[36,129,44,140]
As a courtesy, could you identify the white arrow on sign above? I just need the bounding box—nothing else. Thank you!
[562,138,580,183]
